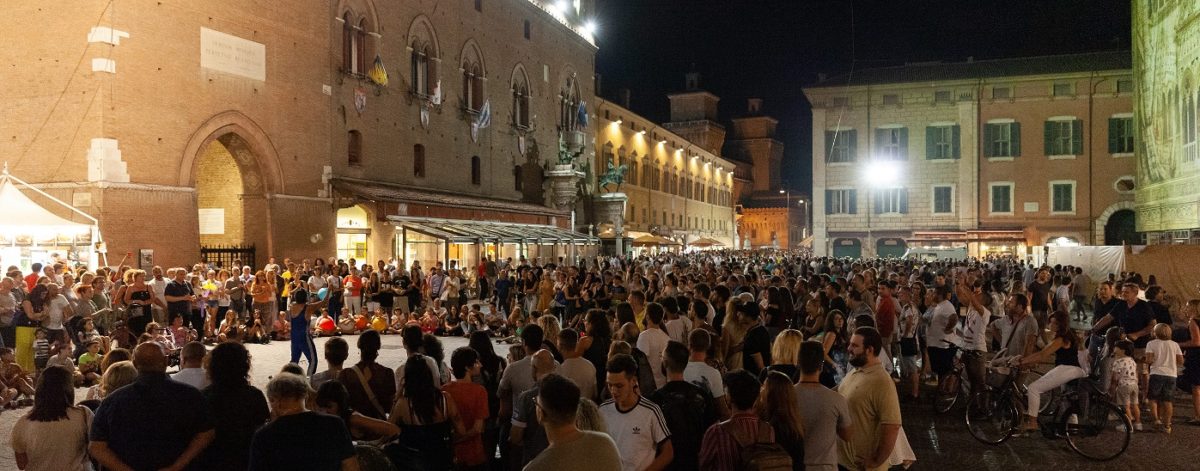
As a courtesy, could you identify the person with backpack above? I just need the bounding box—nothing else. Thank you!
[649,341,716,471]
[699,370,792,471]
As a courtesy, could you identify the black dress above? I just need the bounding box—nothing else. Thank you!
[583,334,612,394]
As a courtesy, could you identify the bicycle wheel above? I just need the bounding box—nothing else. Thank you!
[934,372,961,413]
[966,390,1018,444]
[1065,400,1132,461]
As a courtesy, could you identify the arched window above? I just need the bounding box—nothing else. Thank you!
[342,13,355,73]
[625,149,637,186]
[414,144,426,177]
[460,42,486,111]
[471,156,481,185]
[347,130,363,166]
[355,18,368,74]
[408,17,440,97]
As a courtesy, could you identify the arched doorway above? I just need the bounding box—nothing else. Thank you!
[876,238,907,258]
[832,238,862,258]
[193,133,269,269]
[1104,209,1138,245]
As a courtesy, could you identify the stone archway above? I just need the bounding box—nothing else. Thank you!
[181,112,285,259]
[1094,200,1137,245]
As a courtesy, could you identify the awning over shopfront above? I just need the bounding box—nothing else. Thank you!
[387,216,597,245]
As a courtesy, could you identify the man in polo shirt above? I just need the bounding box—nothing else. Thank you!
[838,327,901,471]
[600,353,673,471]
[164,268,196,329]
[91,343,214,470]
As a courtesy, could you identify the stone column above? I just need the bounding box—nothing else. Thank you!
[545,163,584,265]
[594,192,628,255]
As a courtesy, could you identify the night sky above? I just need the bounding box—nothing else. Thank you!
[593,0,1132,196]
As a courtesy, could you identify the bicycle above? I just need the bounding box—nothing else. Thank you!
[966,361,1131,461]
[933,344,982,413]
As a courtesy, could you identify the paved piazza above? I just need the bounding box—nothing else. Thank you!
[3,332,1198,469]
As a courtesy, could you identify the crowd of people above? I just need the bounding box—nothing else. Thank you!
[2,249,1199,470]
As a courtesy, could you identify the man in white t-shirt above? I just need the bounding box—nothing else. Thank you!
[682,329,730,420]
[636,303,671,390]
[600,353,673,471]
[662,298,691,344]
[924,285,959,383]
[42,284,74,339]
[954,274,991,398]
[556,329,597,401]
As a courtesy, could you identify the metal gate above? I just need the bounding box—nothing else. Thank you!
[200,245,255,271]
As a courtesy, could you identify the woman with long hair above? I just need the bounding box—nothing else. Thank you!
[10,367,93,471]
[756,371,805,470]
[576,308,613,393]
[819,310,850,387]
[536,273,555,314]
[760,329,804,383]
[719,296,748,370]
[123,269,159,335]
[201,342,270,469]
[801,297,826,338]
[388,358,463,471]
[1019,310,1085,431]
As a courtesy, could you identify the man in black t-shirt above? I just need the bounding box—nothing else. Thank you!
[739,303,772,376]
[649,341,715,471]
[1027,268,1053,330]
[163,269,196,329]
[1093,282,1155,348]
[1092,280,1120,326]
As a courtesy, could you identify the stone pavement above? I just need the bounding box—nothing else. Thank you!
[0,332,472,469]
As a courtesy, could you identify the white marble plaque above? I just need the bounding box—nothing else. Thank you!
[198,208,225,235]
[200,28,265,81]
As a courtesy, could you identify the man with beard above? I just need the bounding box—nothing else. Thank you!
[837,326,901,471]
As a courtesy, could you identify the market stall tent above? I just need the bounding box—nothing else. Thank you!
[0,165,104,269]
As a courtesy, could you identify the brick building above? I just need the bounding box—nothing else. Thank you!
[0,0,598,269]
[805,51,1135,258]
[724,98,810,250]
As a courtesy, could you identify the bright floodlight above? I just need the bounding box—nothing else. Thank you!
[583,20,597,35]
[862,160,901,188]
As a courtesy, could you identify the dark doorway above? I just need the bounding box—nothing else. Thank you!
[1104,209,1138,245]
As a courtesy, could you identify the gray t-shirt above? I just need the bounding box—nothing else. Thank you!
[524,430,621,471]
[557,357,597,401]
[795,383,852,471]
[996,314,1039,358]
[499,357,534,406]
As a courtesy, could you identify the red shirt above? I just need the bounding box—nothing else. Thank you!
[876,293,898,339]
[343,275,363,297]
[442,380,489,466]
[24,273,39,292]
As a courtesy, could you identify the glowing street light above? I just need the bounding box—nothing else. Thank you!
[861,160,902,188]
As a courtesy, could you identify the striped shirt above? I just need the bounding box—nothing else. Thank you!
[599,396,671,471]
[698,413,775,471]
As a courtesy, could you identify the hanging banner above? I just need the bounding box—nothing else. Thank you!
[354,87,367,115]
[367,55,389,87]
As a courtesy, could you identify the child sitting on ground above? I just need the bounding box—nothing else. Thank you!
[76,340,103,385]
[77,318,111,354]
[1111,339,1142,431]
[0,347,34,406]
[313,309,337,337]
[1145,323,1184,433]
[370,310,390,333]
[46,342,89,386]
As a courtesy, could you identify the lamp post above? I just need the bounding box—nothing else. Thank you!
[797,198,809,240]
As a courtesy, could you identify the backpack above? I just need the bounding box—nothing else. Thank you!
[631,349,658,396]
[720,420,793,471]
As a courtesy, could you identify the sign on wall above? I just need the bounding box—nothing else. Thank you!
[198,208,225,235]
[200,27,266,81]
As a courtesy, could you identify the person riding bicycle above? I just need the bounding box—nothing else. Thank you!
[1017,310,1086,432]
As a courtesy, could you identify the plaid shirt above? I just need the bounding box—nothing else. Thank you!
[698,413,775,471]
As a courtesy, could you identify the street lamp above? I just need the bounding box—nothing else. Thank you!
[797,198,809,240]
[861,160,904,257]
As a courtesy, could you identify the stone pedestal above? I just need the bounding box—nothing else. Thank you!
[544,163,584,211]
[594,192,628,255]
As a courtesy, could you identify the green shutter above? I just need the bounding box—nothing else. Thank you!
[1071,119,1083,155]
[952,125,962,159]
[847,130,857,162]
[926,126,937,159]
[1012,123,1022,157]
[848,190,857,214]
[899,128,909,160]
[900,189,909,213]
[825,190,833,214]
[1044,121,1054,156]
[983,124,994,158]
[875,128,886,157]
[1108,118,1119,153]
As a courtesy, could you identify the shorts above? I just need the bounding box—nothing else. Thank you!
[1114,383,1139,406]
[900,354,920,376]
[1147,375,1177,401]
[928,346,956,376]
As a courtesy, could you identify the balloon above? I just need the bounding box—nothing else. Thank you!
[318,317,336,333]
[317,287,329,300]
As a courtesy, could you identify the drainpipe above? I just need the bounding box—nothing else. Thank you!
[1088,72,1109,245]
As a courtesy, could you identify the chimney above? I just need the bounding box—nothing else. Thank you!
[685,72,701,91]
[619,88,632,108]
[747,98,763,115]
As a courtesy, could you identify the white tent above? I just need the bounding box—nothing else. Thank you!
[0,165,103,268]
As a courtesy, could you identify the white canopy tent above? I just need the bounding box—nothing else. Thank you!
[0,165,104,270]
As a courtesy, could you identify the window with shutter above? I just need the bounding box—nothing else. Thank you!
[926,126,955,159]
[826,130,855,163]
[1109,117,1135,154]
[933,186,953,214]
[875,128,907,160]
[990,184,1012,214]
[1050,181,1075,214]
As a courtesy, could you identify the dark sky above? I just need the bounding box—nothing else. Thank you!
[593,0,1132,196]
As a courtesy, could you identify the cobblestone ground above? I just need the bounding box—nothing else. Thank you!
[3,331,1195,470]
[0,332,471,469]
[901,384,1200,470]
